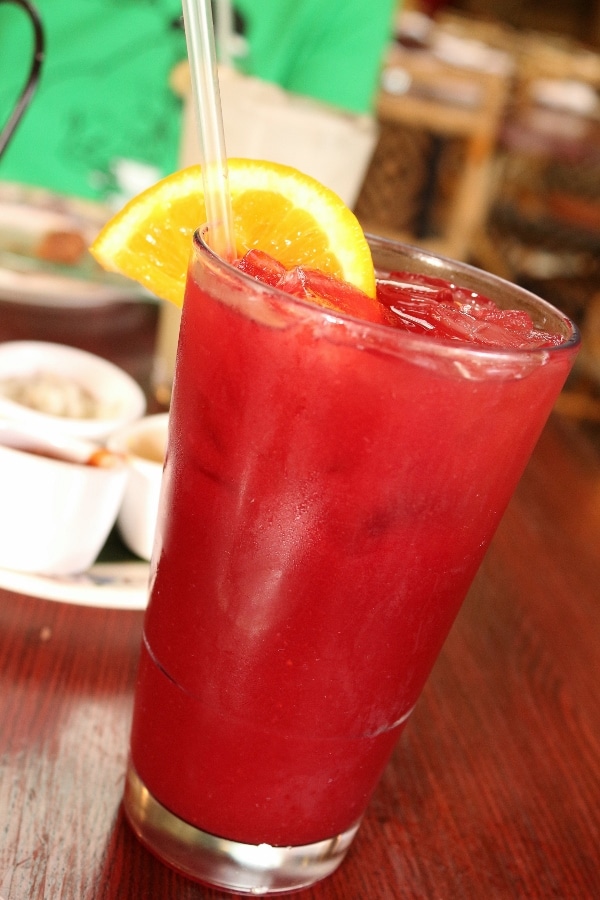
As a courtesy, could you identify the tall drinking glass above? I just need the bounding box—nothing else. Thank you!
[124,232,578,894]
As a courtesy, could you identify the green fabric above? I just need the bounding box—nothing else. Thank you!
[232,0,396,114]
[0,0,395,201]
[0,0,186,201]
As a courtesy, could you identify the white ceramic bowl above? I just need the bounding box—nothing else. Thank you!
[0,340,146,441]
[0,422,128,575]
[107,413,169,561]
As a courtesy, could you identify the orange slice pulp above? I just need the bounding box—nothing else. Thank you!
[90,159,376,309]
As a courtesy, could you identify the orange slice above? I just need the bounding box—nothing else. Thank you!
[90,159,376,307]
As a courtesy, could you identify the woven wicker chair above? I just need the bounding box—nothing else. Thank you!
[355,41,511,261]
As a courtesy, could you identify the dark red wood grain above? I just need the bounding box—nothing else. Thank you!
[1,299,599,898]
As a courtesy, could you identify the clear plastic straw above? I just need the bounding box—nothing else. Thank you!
[182,0,236,261]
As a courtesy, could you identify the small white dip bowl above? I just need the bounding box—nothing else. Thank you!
[0,422,128,575]
[0,340,146,441]
[107,413,169,561]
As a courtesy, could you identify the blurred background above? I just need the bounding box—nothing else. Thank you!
[357,0,600,427]
[1,0,599,425]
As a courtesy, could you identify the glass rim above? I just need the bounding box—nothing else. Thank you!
[192,228,581,362]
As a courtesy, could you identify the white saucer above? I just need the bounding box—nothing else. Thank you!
[0,559,150,610]
[0,525,150,610]
[0,182,146,307]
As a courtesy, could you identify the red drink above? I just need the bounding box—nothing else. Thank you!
[125,234,578,893]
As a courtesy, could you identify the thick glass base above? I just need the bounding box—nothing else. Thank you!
[123,762,360,895]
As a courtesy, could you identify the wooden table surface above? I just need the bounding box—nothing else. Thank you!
[1,298,599,899]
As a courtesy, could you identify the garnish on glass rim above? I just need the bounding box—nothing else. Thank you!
[90,159,377,309]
